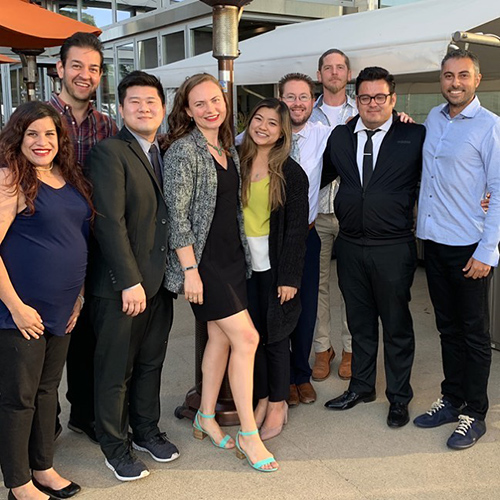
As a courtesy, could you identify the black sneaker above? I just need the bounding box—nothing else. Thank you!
[132,432,180,463]
[413,398,461,428]
[105,451,150,481]
[68,419,98,444]
[447,415,486,450]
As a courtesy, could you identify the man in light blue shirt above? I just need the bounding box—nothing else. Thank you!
[414,49,500,450]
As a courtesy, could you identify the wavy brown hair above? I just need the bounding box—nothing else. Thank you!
[0,101,94,216]
[161,73,233,152]
[239,98,292,211]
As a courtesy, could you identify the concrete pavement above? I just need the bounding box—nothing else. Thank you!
[2,264,499,500]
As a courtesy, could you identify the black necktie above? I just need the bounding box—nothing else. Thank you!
[362,129,379,191]
[149,144,163,184]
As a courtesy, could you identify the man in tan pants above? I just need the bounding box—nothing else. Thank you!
[310,49,357,381]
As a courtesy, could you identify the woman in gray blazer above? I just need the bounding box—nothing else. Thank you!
[162,74,278,473]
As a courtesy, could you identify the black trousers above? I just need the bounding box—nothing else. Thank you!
[90,287,173,460]
[0,329,70,488]
[290,227,321,385]
[336,238,417,404]
[424,241,492,420]
[247,270,290,402]
[65,302,96,424]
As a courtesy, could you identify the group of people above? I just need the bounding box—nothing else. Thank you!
[0,28,498,500]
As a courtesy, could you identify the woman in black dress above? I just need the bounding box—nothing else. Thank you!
[0,102,92,500]
[163,74,278,472]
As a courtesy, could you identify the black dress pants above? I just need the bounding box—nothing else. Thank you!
[336,238,417,404]
[90,287,173,461]
[247,270,290,402]
[0,329,70,488]
[424,241,492,420]
[65,302,96,425]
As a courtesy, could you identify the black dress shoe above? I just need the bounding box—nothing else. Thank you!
[387,402,410,428]
[68,419,98,444]
[324,390,376,410]
[32,478,81,499]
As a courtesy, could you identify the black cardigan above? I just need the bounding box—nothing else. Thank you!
[265,156,309,344]
[321,113,426,246]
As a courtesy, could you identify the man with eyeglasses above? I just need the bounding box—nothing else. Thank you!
[277,73,333,407]
[322,67,426,428]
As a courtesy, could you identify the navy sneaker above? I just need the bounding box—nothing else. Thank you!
[132,432,180,463]
[105,451,150,481]
[413,398,461,428]
[447,415,486,450]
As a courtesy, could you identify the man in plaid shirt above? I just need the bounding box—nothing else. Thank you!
[50,32,118,444]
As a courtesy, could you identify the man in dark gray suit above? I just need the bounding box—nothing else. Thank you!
[86,71,178,482]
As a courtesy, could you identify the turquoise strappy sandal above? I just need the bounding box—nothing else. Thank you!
[235,430,278,472]
[193,410,233,449]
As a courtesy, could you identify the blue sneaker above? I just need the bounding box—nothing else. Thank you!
[413,398,461,428]
[447,415,486,450]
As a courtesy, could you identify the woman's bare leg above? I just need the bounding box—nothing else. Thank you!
[196,321,235,448]
[215,310,278,470]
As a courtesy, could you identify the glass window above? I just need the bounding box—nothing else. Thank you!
[162,32,185,65]
[192,26,213,57]
[81,1,113,28]
[138,38,159,70]
[101,57,117,122]
[117,43,135,81]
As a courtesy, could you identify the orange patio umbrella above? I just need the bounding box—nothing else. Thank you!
[0,0,101,100]
[0,54,18,64]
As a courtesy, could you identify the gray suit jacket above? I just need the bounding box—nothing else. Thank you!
[85,126,169,300]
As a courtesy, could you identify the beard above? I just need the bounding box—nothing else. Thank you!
[323,80,347,96]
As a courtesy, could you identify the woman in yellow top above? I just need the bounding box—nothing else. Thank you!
[240,98,309,440]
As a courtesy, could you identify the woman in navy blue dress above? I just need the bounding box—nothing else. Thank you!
[0,102,93,500]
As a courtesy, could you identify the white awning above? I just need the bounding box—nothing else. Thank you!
[151,0,500,92]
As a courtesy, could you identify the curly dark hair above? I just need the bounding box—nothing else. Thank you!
[0,101,94,216]
[161,73,233,152]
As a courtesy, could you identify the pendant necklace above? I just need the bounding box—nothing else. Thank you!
[207,141,223,156]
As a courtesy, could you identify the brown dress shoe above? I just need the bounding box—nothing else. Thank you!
[287,384,300,407]
[297,382,317,404]
[312,347,336,381]
[338,350,352,380]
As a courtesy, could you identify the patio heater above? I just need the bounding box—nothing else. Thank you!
[200,0,252,126]
[174,0,251,426]
[13,49,44,102]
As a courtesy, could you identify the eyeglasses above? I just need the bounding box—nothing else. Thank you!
[357,93,393,105]
[282,94,313,103]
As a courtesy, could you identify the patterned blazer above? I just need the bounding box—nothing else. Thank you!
[163,127,252,294]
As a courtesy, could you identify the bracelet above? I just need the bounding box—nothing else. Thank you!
[182,264,198,272]
[77,294,85,307]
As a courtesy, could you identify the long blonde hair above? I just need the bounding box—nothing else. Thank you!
[161,73,233,152]
[240,98,292,211]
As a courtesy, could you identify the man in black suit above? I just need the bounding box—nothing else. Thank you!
[86,71,178,481]
[322,67,426,428]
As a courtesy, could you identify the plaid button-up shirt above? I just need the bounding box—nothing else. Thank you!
[49,93,118,168]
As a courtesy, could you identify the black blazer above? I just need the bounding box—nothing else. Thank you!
[322,113,426,246]
[85,127,169,300]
